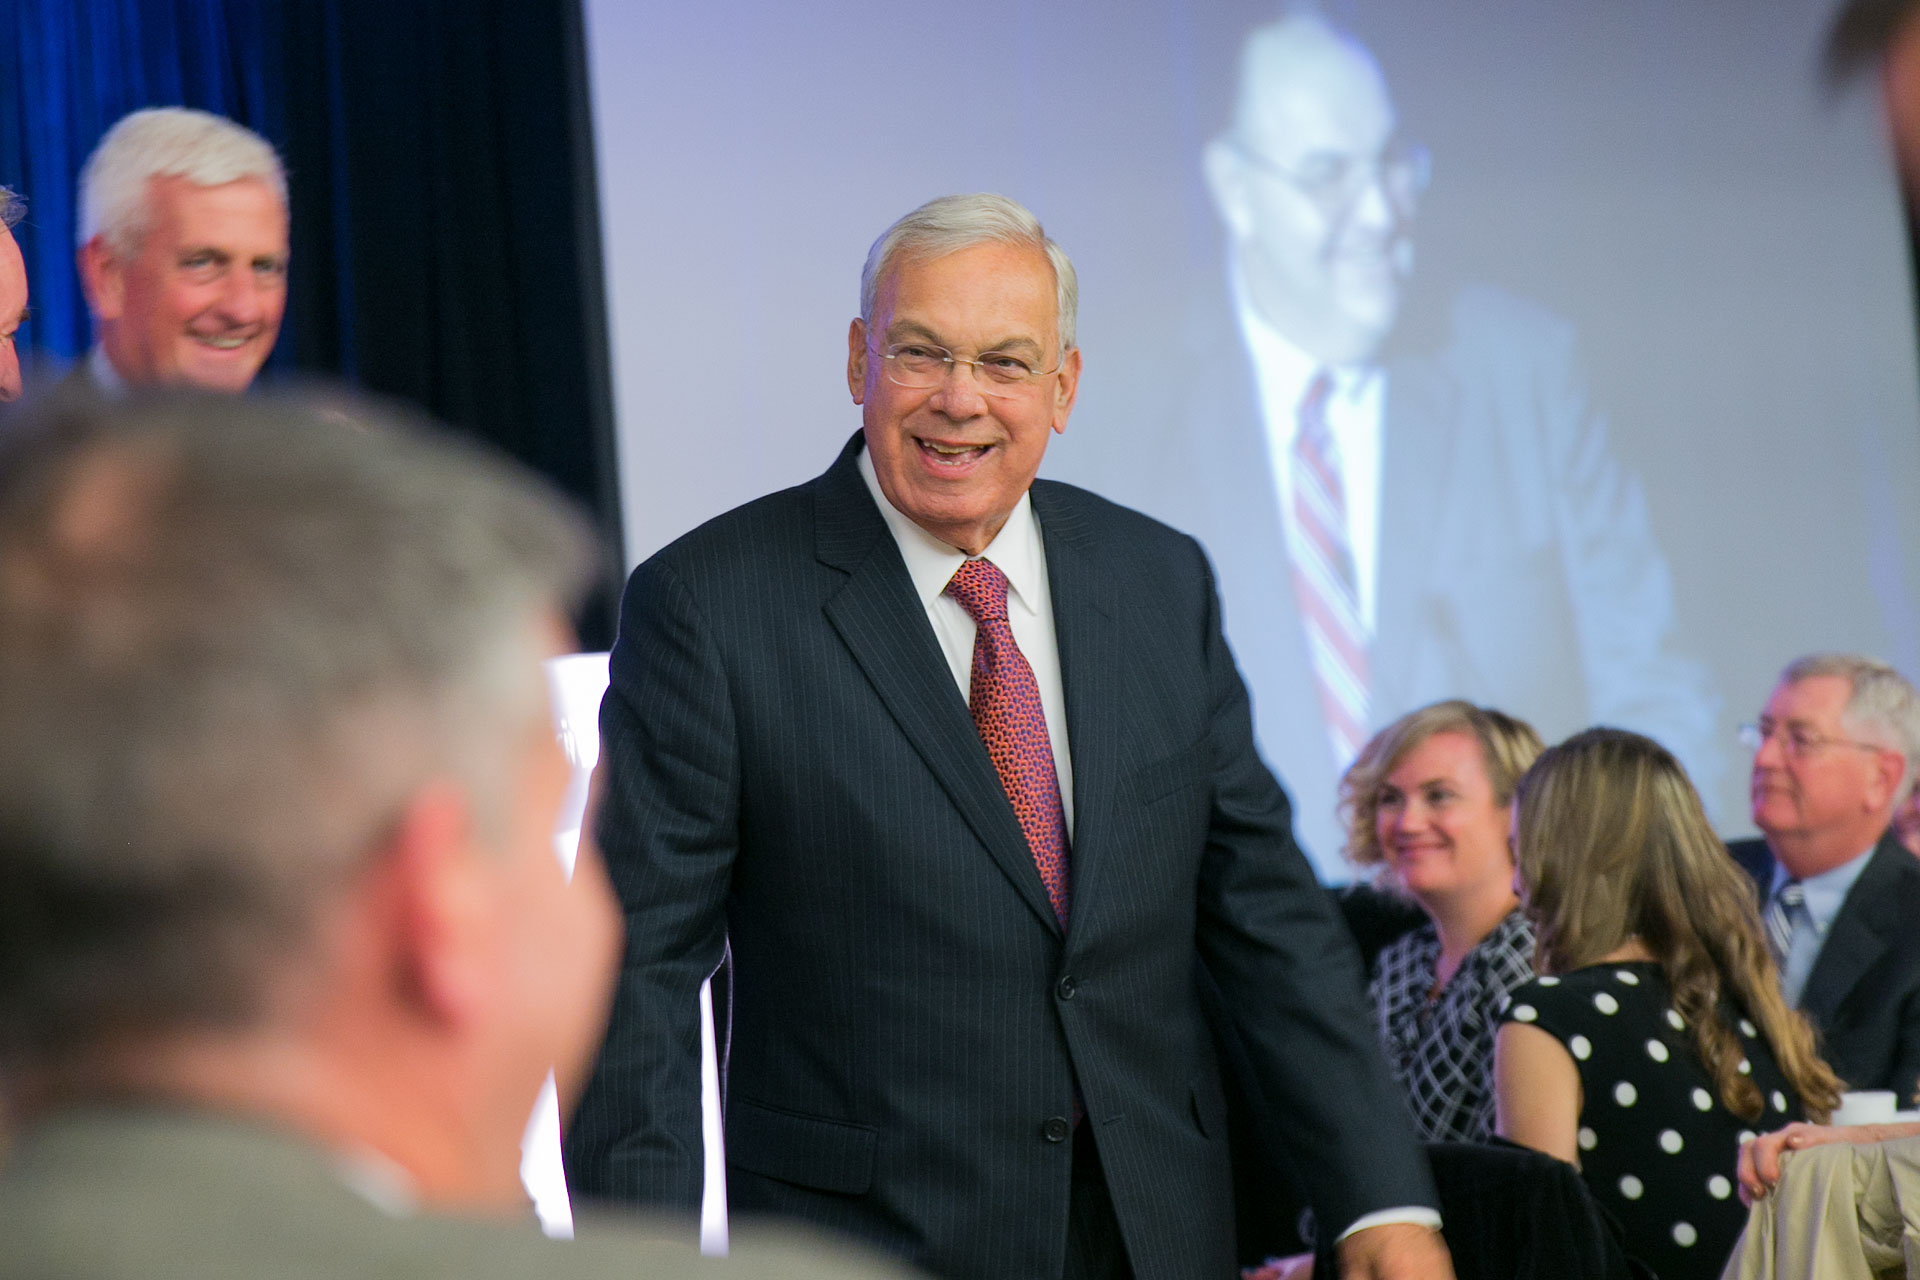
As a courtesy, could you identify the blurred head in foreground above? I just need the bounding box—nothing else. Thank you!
[0,390,618,1214]
[1828,0,1920,194]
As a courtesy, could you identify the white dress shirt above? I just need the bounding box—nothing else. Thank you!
[858,445,1438,1241]
[1231,266,1385,636]
[858,447,1075,835]
[1770,845,1876,1007]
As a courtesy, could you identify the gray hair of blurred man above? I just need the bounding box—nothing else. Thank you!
[0,390,595,1071]
[858,193,1081,351]
[78,107,287,257]
[0,186,23,230]
[1780,652,1920,799]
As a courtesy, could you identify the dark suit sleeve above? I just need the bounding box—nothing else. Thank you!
[563,556,736,1213]
[1188,550,1439,1236]
[1894,998,1920,1106]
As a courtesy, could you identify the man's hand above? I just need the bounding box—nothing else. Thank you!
[1736,1122,1849,1205]
[1335,1223,1455,1280]
[1736,1120,1920,1205]
[1241,1252,1314,1280]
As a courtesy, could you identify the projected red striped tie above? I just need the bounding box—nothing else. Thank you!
[1289,372,1371,768]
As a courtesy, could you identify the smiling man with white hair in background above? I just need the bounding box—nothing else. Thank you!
[73,107,289,393]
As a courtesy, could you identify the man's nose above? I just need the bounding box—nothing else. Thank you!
[1751,729,1789,771]
[214,269,267,324]
[928,359,990,416]
[1344,167,1398,233]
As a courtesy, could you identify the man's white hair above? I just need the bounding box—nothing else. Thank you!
[1782,652,1920,799]
[859,193,1079,352]
[78,108,286,256]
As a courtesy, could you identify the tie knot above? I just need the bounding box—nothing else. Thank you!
[945,558,1009,624]
[1297,370,1336,450]
[1776,879,1805,909]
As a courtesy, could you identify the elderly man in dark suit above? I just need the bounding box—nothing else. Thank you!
[0,392,904,1280]
[1727,654,1920,1098]
[563,193,1449,1280]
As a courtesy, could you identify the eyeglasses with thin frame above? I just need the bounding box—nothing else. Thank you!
[1736,719,1890,761]
[869,342,1066,397]
[1234,135,1433,218]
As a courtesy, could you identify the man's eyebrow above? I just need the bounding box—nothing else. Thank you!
[884,320,943,343]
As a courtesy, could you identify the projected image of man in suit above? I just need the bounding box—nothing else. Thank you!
[1163,13,1720,870]
[564,193,1453,1280]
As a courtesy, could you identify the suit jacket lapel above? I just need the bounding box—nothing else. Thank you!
[814,435,1064,935]
[1801,834,1904,1024]
[1030,483,1120,932]
[1371,350,1454,719]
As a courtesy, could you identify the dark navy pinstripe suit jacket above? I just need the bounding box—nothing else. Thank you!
[563,433,1435,1278]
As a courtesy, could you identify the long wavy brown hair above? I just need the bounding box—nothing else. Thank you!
[1513,728,1841,1122]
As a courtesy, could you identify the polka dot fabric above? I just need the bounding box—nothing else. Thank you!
[946,559,1070,925]
[1500,963,1804,1280]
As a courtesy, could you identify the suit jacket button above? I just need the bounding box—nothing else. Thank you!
[1043,1116,1072,1143]
[1056,975,1077,1000]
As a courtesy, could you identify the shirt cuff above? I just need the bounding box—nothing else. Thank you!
[1336,1207,1444,1241]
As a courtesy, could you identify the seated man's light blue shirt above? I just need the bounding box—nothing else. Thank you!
[1771,846,1876,1007]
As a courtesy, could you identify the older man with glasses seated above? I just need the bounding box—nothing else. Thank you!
[1726,654,1920,1099]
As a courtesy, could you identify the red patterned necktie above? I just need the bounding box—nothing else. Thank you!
[1289,371,1371,769]
[945,558,1071,926]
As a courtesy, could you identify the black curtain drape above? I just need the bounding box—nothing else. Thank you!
[1,0,622,647]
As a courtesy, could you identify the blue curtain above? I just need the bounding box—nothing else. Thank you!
[0,0,286,371]
[0,0,620,645]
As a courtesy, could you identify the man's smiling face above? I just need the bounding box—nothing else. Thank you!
[847,239,1079,555]
[91,175,289,392]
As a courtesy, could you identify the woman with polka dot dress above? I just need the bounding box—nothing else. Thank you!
[1493,728,1843,1280]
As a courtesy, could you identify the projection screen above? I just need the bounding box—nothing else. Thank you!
[581,0,1920,878]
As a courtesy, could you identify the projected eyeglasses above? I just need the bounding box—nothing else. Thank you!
[869,342,1066,397]
[1235,135,1433,217]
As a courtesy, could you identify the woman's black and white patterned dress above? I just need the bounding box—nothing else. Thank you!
[1370,908,1534,1142]
[1499,962,1804,1280]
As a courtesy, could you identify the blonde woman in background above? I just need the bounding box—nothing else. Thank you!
[1339,700,1544,1143]
[1497,728,1842,1280]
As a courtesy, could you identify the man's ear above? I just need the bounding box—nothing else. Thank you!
[1202,137,1256,243]
[1867,748,1908,813]
[1050,345,1082,435]
[76,236,125,322]
[847,318,869,405]
[371,781,487,1031]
